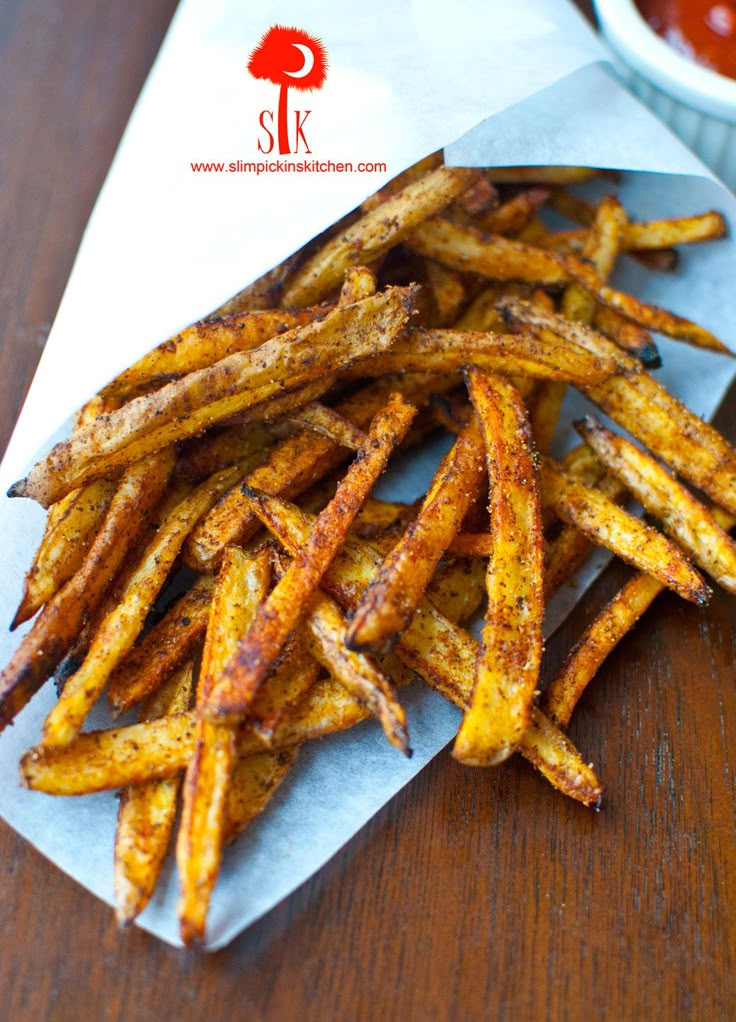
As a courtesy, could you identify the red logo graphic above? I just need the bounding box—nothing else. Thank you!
[248,26,328,156]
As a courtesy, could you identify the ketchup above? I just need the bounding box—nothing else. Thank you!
[636,0,736,79]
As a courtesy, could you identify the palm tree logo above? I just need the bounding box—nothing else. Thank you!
[248,26,328,156]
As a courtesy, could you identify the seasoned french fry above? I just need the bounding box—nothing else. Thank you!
[281,166,479,306]
[205,394,416,722]
[576,415,736,593]
[301,589,410,754]
[540,458,710,604]
[592,305,661,368]
[12,286,416,508]
[12,477,117,629]
[354,326,618,386]
[476,188,550,235]
[108,574,216,714]
[40,458,250,748]
[453,370,544,767]
[177,546,271,945]
[222,749,298,846]
[347,416,486,654]
[175,423,274,483]
[278,402,367,450]
[0,450,174,731]
[248,630,321,744]
[100,307,323,402]
[542,573,664,730]
[113,661,194,925]
[423,259,467,325]
[339,265,377,304]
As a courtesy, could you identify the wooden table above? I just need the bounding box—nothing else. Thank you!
[1,2,734,1019]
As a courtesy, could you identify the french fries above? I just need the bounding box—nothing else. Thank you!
[4,158,735,945]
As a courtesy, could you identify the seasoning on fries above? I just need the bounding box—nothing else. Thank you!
[3,158,735,944]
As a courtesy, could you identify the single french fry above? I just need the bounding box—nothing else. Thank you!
[205,394,416,722]
[302,589,410,754]
[0,450,174,731]
[476,188,550,236]
[576,415,736,594]
[223,748,299,846]
[452,370,544,767]
[107,574,216,714]
[346,416,486,654]
[40,458,249,748]
[424,259,467,326]
[281,166,479,306]
[100,307,323,402]
[541,458,710,604]
[175,423,274,483]
[561,195,627,325]
[12,286,416,508]
[500,298,736,515]
[177,546,271,945]
[278,402,367,451]
[339,265,377,304]
[353,326,618,386]
[113,661,194,925]
[248,630,321,744]
[542,573,664,730]
[12,477,117,629]
[592,305,661,368]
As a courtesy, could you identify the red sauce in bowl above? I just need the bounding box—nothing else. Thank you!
[636,0,736,79]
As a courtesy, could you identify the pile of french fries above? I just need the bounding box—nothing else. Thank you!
[3,155,736,945]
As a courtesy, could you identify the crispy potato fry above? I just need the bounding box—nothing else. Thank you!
[12,477,117,629]
[347,416,486,654]
[281,166,479,306]
[423,259,467,326]
[0,450,174,731]
[101,307,323,401]
[540,458,710,604]
[500,299,736,515]
[248,630,321,744]
[222,748,298,846]
[561,195,627,325]
[354,326,618,386]
[113,661,194,925]
[108,574,216,714]
[12,287,416,508]
[576,415,736,594]
[592,305,661,368]
[339,265,377,304]
[175,423,274,483]
[542,573,664,730]
[40,458,248,748]
[301,589,410,754]
[476,188,550,236]
[278,402,367,450]
[177,546,271,945]
[453,370,544,767]
[205,394,416,722]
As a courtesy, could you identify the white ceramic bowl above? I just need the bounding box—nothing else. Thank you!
[593,0,736,188]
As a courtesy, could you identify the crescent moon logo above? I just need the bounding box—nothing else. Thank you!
[283,43,315,79]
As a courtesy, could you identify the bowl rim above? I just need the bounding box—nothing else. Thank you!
[593,0,736,122]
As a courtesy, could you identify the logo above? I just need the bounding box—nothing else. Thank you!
[247,25,328,156]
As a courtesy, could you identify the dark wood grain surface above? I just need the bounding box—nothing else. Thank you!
[1,2,734,1019]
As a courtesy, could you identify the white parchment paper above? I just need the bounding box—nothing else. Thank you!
[0,0,734,950]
